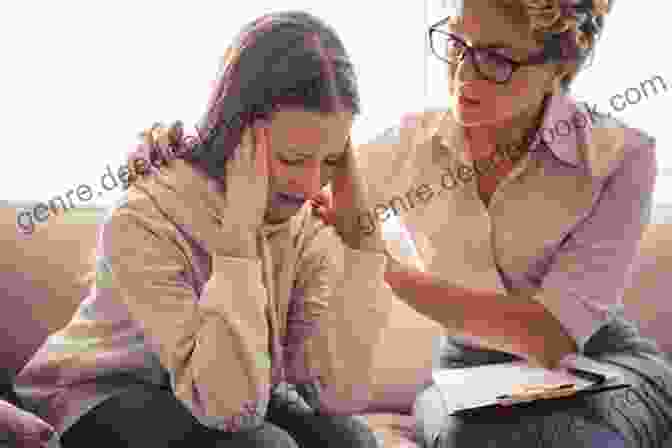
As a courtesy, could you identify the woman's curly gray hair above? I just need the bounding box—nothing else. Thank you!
[509,0,613,90]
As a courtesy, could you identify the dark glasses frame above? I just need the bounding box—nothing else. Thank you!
[428,17,554,84]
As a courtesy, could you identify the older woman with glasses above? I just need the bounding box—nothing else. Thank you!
[313,0,672,446]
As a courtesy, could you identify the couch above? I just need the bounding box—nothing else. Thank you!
[2,205,671,447]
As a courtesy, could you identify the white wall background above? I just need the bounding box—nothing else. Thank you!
[1,1,670,208]
[1,2,425,207]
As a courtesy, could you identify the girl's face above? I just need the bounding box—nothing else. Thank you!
[443,0,559,127]
[264,108,353,224]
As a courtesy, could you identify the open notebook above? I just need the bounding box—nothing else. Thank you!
[432,354,629,416]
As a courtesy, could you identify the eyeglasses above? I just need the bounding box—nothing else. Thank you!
[428,28,553,84]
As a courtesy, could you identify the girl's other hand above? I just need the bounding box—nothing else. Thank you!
[311,188,335,226]
[322,139,386,254]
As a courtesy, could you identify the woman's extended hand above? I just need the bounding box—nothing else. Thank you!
[313,139,386,254]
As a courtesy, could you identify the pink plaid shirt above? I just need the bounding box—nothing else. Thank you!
[361,92,656,351]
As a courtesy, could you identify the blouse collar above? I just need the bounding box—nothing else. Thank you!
[433,91,595,169]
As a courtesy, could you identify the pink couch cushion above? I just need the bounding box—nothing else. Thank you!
[622,224,672,354]
[1,207,97,375]
[0,271,55,376]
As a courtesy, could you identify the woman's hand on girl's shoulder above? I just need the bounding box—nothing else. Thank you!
[126,121,185,183]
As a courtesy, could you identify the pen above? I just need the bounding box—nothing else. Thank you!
[567,367,607,384]
[496,383,576,405]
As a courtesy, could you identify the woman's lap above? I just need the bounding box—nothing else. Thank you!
[414,318,672,448]
[60,383,377,448]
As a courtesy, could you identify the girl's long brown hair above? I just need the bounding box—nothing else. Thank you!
[81,10,361,288]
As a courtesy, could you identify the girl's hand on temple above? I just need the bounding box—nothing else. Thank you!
[311,188,335,226]
[319,139,387,254]
[130,124,270,260]
[189,124,269,259]
[218,125,271,257]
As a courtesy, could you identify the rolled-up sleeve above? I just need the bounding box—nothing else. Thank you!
[531,138,657,351]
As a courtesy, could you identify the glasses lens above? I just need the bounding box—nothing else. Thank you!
[431,32,464,63]
[473,50,512,82]
[430,31,514,83]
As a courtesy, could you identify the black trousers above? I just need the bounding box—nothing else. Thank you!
[414,317,672,448]
[0,369,21,407]
[1,369,24,447]
[60,382,377,448]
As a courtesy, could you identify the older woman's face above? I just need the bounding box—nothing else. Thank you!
[444,0,558,127]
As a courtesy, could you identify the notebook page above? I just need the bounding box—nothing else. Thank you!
[432,361,595,413]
